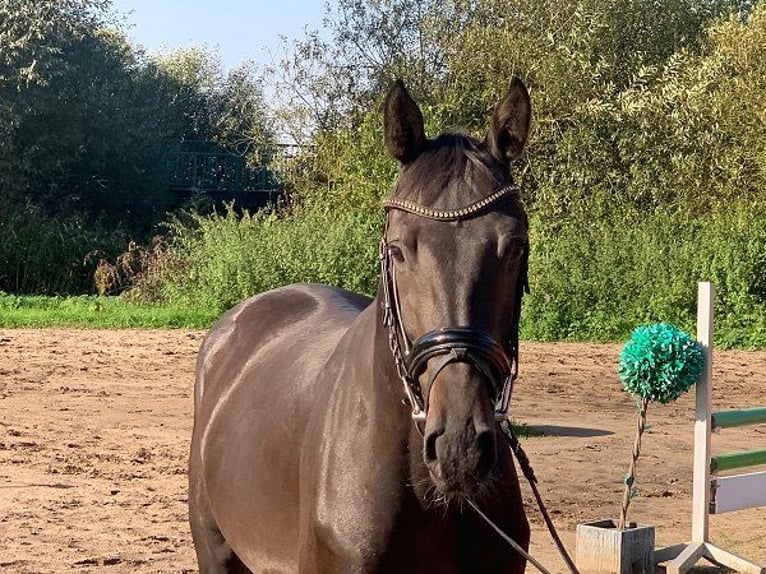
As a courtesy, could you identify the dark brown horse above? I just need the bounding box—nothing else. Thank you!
[189,78,532,573]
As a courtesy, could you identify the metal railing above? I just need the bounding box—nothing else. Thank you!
[165,142,312,195]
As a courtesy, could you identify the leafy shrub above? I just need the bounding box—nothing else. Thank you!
[108,1,766,353]
[128,201,381,313]
[0,198,124,294]
[619,323,704,404]
[94,236,184,297]
[522,203,766,348]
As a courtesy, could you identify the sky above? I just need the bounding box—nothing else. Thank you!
[109,0,333,72]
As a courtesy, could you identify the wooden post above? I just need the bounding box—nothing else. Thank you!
[664,283,715,574]
[691,281,713,544]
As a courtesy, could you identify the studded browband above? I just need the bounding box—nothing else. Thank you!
[382,184,519,221]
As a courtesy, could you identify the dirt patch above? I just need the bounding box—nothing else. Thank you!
[0,329,764,573]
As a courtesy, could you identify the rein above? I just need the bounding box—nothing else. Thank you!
[379,183,527,423]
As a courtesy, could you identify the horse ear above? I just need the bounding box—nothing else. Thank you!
[384,80,427,164]
[486,77,531,164]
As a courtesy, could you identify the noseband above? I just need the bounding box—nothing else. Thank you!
[379,183,528,424]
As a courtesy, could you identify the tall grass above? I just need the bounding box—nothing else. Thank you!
[0,198,124,295]
[0,293,214,328]
[125,200,766,349]
[129,201,381,312]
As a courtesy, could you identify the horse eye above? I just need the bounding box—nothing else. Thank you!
[388,244,405,263]
[498,242,519,262]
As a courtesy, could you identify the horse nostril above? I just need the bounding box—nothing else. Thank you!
[475,429,495,478]
[424,428,442,465]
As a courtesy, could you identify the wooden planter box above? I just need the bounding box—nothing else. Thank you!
[576,519,655,574]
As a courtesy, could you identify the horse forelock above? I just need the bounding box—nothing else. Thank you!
[389,133,512,211]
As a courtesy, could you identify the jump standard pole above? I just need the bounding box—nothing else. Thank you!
[654,282,765,574]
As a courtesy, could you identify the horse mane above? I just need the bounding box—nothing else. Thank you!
[389,133,511,210]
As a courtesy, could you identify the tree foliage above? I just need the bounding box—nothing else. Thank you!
[0,0,273,293]
[212,0,765,348]
[274,0,759,217]
[3,0,765,349]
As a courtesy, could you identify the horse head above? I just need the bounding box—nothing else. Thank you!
[381,79,531,500]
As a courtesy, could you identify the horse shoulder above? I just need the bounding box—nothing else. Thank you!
[190,284,373,571]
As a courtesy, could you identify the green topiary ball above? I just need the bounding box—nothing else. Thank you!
[619,323,705,404]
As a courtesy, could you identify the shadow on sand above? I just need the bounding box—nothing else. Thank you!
[530,425,613,438]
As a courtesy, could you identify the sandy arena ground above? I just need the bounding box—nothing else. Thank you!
[0,329,764,573]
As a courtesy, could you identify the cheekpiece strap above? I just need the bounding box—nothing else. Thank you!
[382,184,519,221]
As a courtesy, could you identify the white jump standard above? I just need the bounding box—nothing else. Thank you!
[655,282,766,574]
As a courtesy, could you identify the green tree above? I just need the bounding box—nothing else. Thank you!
[0,1,275,293]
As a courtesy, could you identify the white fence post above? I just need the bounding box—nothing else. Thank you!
[691,281,713,543]
[658,282,765,574]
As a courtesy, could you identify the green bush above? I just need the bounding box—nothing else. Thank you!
[131,201,381,313]
[128,198,766,350]
[99,1,766,352]
[0,198,124,294]
[522,203,766,348]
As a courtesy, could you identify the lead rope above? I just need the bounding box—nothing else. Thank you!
[501,422,580,574]
[465,422,580,574]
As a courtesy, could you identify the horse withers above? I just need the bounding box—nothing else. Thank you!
[189,78,532,573]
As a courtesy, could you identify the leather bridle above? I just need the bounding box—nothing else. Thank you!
[379,183,529,424]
